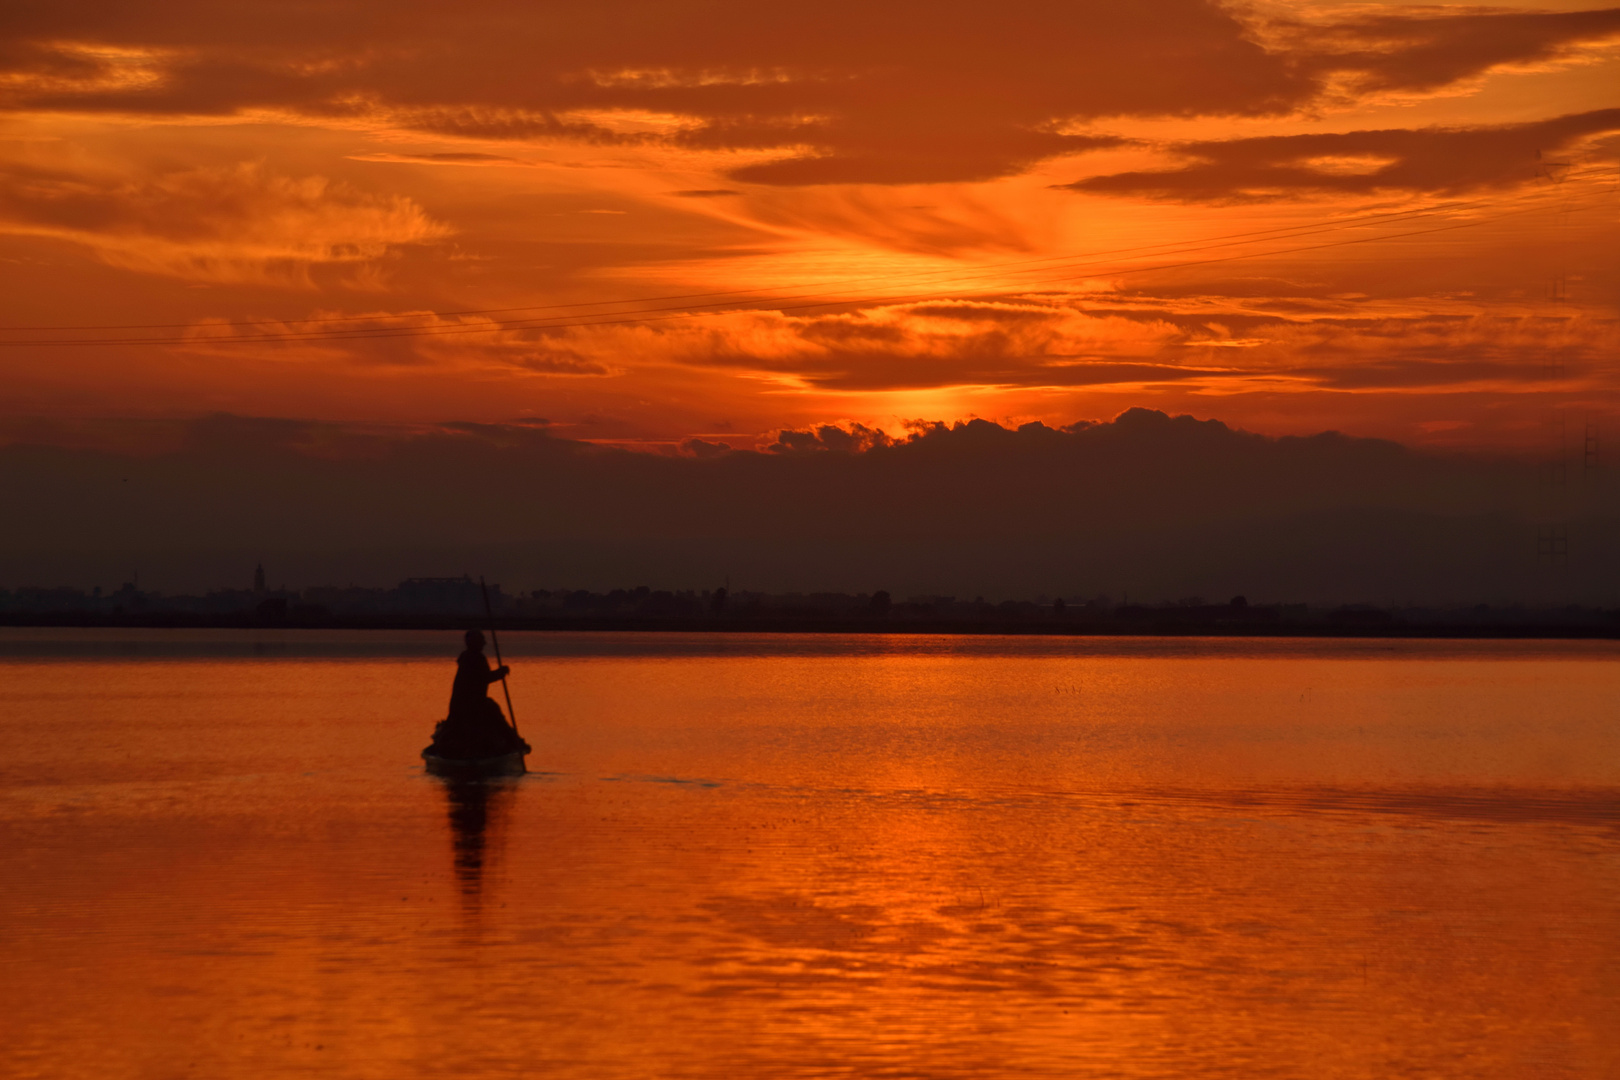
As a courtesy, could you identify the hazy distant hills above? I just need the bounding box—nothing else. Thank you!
[3,409,1616,606]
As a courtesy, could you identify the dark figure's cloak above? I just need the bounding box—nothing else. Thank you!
[430,649,523,758]
[449,649,504,719]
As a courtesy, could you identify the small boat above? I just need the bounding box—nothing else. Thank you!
[422,747,529,778]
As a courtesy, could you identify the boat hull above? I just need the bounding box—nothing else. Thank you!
[422,748,528,778]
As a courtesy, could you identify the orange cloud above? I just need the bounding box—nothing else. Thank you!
[176,310,618,375]
[0,159,446,283]
[45,290,1614,402]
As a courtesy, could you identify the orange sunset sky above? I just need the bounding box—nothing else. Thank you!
[2,0,1618,454]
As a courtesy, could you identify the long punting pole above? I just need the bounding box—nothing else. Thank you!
[480,576,519,738]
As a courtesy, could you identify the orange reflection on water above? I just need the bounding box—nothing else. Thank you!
[1,633,1618,1078]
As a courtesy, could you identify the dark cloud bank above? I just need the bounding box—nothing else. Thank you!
[1064,109,1620,202]
[5,409,1615,605]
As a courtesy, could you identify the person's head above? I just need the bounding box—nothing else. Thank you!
[464,629,485,651]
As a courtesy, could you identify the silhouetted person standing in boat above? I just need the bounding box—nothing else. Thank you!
[429,629,525,759]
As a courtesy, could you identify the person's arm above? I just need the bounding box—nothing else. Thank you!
[484,662,509,683]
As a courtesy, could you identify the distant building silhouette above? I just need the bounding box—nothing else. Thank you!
[253,564,266,595]
[397,575,490,614]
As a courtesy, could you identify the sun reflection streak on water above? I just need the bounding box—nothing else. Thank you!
[1,633,1618,1078]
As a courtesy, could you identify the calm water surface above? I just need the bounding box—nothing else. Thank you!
[3,630,1619,1078]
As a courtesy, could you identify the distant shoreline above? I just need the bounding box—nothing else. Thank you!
[5,611,1620,639]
